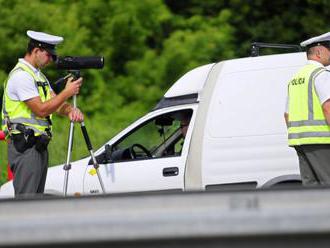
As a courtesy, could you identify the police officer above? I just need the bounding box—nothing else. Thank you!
[1,30,84,196]
[285,32,330,186]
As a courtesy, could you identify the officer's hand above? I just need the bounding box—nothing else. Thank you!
[64,77,83,97]
[69,107,84,122]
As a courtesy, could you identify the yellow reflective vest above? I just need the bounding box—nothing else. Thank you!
[287,63,330,145]
[1,61,52,137]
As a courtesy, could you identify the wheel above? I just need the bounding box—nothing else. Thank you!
[129,143,152,159]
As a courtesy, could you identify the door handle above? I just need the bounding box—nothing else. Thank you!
[163,167,179,177]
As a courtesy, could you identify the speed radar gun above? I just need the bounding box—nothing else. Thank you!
[55,56,106,196]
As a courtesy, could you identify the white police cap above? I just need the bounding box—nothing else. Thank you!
[300,32,330,48]
[27,30,63,55]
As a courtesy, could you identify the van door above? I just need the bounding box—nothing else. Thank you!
[83,108,194,194]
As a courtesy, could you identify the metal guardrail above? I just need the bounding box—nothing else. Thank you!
[0,187,330,248]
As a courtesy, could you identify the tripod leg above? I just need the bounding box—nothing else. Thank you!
[63,120,75,196]
[81,122,106,193]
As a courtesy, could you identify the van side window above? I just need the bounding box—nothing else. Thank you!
[107,109,193,162]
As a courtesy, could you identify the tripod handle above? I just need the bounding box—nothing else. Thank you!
[80,121,105,192]
[81,122,92,150]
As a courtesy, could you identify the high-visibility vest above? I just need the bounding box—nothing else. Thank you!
[288,63,330,145]
[1,62,52,137]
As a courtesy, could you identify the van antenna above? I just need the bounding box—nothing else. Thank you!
[250,42,302,57]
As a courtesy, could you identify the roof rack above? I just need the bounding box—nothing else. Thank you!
[250,42,302,57]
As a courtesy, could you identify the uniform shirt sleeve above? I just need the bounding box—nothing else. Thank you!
[6,70,39,101]
[314,71,330,105]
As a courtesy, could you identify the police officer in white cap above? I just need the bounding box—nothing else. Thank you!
[1,30,84,196]
[285,32,330,186]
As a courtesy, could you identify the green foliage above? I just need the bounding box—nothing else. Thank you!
[1,0,330,185]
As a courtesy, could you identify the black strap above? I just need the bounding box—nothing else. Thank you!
[36,81,48,98]
[36,81,53,128]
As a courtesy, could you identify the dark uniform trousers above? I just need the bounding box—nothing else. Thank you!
[294,144,330,186]
[8,141,48,196]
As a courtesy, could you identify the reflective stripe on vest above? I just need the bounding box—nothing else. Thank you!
[287,63,330,145]
[2,117,49,126]
[1,62,52,135]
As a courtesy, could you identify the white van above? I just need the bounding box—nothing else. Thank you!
[0,51,304,197]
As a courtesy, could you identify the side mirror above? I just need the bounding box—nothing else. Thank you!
[104,144,113,162]
[88,144,113,165]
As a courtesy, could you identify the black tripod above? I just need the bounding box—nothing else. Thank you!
[62,71,105,196]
